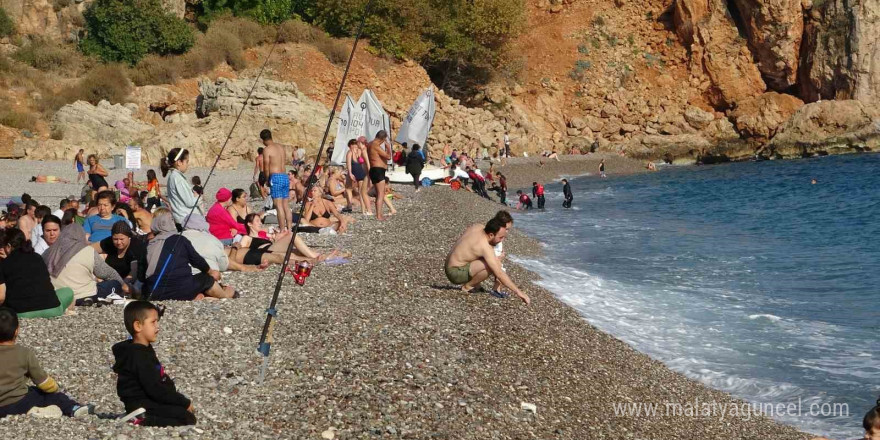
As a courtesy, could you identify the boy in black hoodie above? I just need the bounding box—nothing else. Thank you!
[112,301,195,426]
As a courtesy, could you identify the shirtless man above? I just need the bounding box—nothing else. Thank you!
[367,130,392,220]
[253,147,268,199]
[260,129,292,231]
[128,196,153,235]
[444,215,530,304]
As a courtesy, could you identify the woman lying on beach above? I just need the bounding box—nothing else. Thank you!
[226,213,345,267]
[302,187,351,233]
[145,209,235,301]
[30,175,70,184]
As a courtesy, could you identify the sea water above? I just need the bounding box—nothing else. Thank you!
[510,154,880,438]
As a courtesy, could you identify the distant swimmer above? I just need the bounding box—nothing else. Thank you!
[444,213,530,304]
[811,179,817,184]
[562,178,573,208]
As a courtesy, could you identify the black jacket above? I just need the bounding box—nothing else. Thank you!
[405,150,425,175]
[563,182,572,199]
[112,340,191,410]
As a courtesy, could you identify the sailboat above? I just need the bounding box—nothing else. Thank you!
[387,87,447,183]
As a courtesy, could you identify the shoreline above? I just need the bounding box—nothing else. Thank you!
[0,158,812,439]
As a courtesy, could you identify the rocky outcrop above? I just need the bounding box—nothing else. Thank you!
[51,100,155,147]
[766,100,880,157]
[798,0,880,103]
[675,0,767,108]
[730,92,804,142]
[731,0,803,90]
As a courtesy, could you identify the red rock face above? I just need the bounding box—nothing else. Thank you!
[730,0,804,91]
[675,0,766,109]
[729,91,804,142]
[799,0,880,104]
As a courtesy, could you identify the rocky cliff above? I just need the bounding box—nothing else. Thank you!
[2,0,879,166]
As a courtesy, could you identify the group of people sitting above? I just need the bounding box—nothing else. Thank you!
[0,148,347,319]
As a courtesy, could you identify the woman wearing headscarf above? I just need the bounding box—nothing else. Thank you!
[206,188,246,246]
[44,223,127,308]
[406,144,426,190]
[145,209,235,300]
[0,228,74,318]
[94,221,147,297]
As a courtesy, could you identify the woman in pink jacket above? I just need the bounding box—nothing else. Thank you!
[206,188,246,245]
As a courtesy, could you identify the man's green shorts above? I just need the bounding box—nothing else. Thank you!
[445,263,472,285]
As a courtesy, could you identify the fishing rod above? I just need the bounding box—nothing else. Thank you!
[256,0,376,383]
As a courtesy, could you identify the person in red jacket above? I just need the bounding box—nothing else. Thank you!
[532,182,546,209]
[205,188,246,246]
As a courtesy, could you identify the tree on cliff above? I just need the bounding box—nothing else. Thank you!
[80,0,195,64]
[0,7,14,38]
[201,0,295,25]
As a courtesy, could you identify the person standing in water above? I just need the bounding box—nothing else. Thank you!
[74,149,86,184]
[532,182,545,209]
[562,178,573,208]
[260,129,292,232]
[599,159,606,178]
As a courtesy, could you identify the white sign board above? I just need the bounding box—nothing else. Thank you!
[125,146,142,169]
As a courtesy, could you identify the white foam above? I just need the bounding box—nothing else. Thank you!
[748,314,782,322]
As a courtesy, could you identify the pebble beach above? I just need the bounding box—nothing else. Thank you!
[0,156,811,439]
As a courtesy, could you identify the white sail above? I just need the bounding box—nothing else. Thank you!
[330,95,360,166]
[330,90,393,166]
[395,87,435,152]
[360,89,392,143]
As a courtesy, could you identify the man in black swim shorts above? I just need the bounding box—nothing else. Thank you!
[367,130,392,220]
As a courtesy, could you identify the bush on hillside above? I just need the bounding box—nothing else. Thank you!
[313,33,349,64]
[80,0,194,64]
[277,18,318,43]
[201,0,294,25]
[12,38,82,74]
[0,7,14,37]
[40,64,132,113]
[294,0,525,93]
[210,14,272,48]
[129,54,180,86]
[0,110,38,131]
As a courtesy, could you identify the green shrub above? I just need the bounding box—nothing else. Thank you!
[80,0,194,64]
[0,7,14,37]
[0,110,38,130]
[12,39,81,74]
[201,0,294,25]
[129,54,180,85]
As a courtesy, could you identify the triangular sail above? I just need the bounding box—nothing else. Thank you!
[331,94,360,166]
[395,87,435,155]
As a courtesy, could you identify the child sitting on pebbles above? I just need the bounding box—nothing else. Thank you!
[112,301,196,427]
[0,307,94,419]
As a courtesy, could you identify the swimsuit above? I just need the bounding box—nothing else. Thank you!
[89,173,109,190]
[269,173,289,199]
[368,167,386,185]
[350,162,367,182]
[445,262,472,285]
[243,237,272,265]
[76,160,84,173]
[310,209,332,222]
